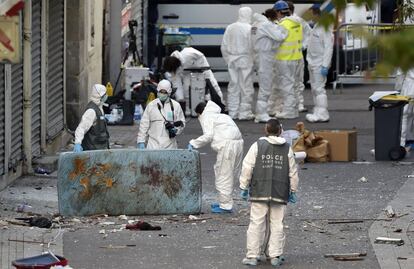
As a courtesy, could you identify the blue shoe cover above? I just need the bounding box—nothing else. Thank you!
[242,258,257,266]
[211,206,232,213]
[210,203,220,209]
[270,256,285,266]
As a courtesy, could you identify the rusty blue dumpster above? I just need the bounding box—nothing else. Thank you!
[57,149,201,216]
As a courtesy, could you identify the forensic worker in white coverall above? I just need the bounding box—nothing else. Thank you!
[163,47,224,115]
[251,9,287,123]
[188,101,244,213]
[239,119,298,266]
[305,7,334,123]
[221,7,255,120]
[287,1,311,113]
[395,68,414,148]
[74,84,109,152]
[272,1,303,119]
[137,80,186,149]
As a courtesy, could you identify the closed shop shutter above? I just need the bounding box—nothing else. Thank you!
[10,63,24,167]
[46,0,64,141]
[31,0,42,157]
[0,65,5,175]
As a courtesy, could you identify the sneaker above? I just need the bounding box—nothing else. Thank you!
[211,206,232,214]
[276,112,298,119]
[210,203,220,209]
[270,256,285,267]
[242,258,258,266]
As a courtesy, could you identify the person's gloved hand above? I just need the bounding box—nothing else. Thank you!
[321,66,329,77]
[288,192,297,203]
[187,144,193,150]
[137,142,145,149]
[240,189,249,201]
[73,143,83,153]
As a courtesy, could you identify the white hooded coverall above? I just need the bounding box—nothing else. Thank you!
[291,13,311,112]
[396,69,414,146]
[305,23,334,122]
[251,13,287,122]
[137,96,186,149]
[221,7,255,120]
[189,101,244,210]
[170,47,224,105]
[240,136,298,258]
[74,84,107,145]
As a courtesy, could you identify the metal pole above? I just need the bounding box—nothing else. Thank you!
[23,0,33,174]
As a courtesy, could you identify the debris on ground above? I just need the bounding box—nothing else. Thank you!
[118,215,128,220]
[34,167,51,175]
[313,206,323,210]
[328,220,364,224]
[189,215,199,220]
[358,177,368,183]
[15,216,52,228]
[16,203,33,213]
[385,205,395,218]
[393,228,402,233]
[99,244,136,249]
[324,252,367,261]
[126,221,161,230]
[100,221,116,225]
[374,236,404,246]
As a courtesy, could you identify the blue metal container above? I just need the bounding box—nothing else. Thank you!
[58,149,201,216]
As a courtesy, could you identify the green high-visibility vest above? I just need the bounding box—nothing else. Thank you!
[275,18,303,61]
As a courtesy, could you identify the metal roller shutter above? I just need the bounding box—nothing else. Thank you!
[0,65,5,175]
[47,0,64,140]
[10,63,24,167]
[31,0,42,157]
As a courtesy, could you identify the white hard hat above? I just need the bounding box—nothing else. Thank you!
[157,79,172,94]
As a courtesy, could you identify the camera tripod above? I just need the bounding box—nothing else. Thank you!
[114,20,143,93]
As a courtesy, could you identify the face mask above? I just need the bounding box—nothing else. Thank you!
[101,94,108,103]
[158,93,169,102]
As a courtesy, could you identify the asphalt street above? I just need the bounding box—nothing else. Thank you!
[61,84,414,268]
[1,84,413,269]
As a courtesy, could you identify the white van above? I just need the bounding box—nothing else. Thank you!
[157,0,379,81]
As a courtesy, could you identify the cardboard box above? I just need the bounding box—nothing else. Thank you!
[315,130,357,161]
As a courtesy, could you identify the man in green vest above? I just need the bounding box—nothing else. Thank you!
[272,0,303,119]
[74,84,110,152]
[239,118,299,266]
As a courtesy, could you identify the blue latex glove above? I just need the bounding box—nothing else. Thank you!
[137,142,145,149]
[321,66,329,77]
[240,189,249,201]
[288,192,297,203]
[187,144,193,150]
[73,143,83,152]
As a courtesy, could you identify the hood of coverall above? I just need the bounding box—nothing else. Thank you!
[202,101,222,116]
[238,7,252,24]
[252,13,268,24]
[261,135,286,145]
[157,79,173,94]
[89,84,107,105]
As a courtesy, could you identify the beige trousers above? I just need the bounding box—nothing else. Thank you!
[246,202,286,259]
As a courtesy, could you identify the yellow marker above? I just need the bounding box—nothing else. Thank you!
[106,82,113,96]
[147,92,156,105]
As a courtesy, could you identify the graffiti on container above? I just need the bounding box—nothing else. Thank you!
[140,163,182,198]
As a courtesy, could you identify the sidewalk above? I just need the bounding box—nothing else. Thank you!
[369,172,414,269]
